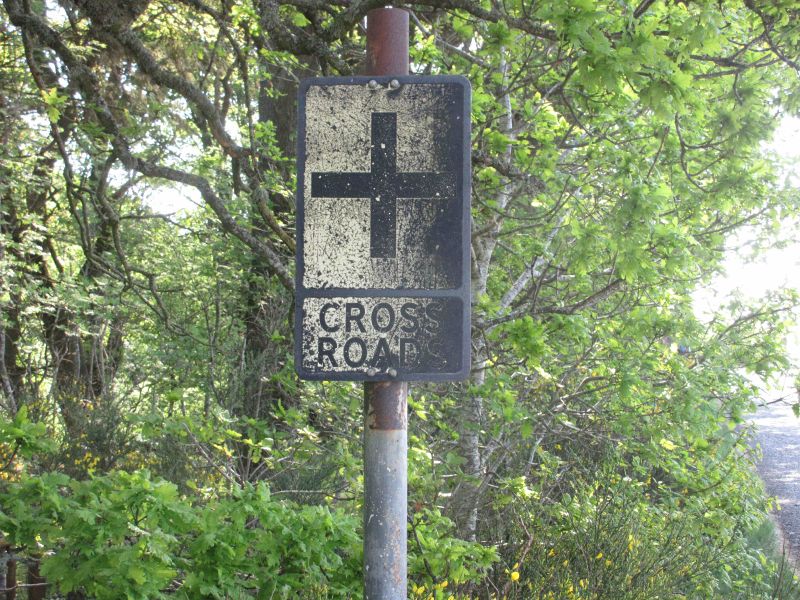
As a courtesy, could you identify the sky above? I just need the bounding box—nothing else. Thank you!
[694,116,800,306]
[694,115,800,399]
[143,184,201,215]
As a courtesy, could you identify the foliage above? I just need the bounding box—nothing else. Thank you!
[1,0,800,597]
[0,458,363,598]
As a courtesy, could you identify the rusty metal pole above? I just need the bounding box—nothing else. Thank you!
[363,381,408,598]
[363,8,409,599]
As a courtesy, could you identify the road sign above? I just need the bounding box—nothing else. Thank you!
[295,75,471,381]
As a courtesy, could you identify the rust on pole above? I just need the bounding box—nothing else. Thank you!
[365,8,409,77]
[363,381,408,598]
[363,7,409,599]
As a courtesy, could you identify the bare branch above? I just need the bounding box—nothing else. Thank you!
[499,215,564,310]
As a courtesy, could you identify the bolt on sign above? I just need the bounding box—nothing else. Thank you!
[295,75,471,381]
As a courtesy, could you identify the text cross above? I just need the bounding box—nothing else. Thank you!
[311,112,455,259]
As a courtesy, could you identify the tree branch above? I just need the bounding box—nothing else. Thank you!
[4,0,294,291]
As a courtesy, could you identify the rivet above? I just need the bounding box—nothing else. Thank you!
[388,79,400,90]
[366,367,378,376]
[367,79,379,90]
[387,367,397,377]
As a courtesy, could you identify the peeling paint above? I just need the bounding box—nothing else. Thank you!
[300,296,462,376]
[302,82,463,290]
[295,76,471,381]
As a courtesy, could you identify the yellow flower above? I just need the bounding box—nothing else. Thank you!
[510,571,520,581]
[595,552,603,560]
[659,438,677,451]
[548,548,556,557]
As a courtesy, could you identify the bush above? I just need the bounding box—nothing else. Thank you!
[0,469,362,599]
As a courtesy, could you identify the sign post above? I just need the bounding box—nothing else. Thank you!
[294,7,470,597]
[363,11,409,597]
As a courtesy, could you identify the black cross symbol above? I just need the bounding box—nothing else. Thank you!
[311,112,455,259]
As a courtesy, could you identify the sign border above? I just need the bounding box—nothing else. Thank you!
[295,75,471,381]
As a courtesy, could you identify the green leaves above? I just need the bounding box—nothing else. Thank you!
[0,472,362,599]
[409,508,497,587]
[0,407,55,461]
[41,87,67,123]
[497,315,548,366]
[1,0,799,597]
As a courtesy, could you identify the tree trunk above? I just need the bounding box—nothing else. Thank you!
[2,546,16,600]
[453,48,516,541]
[24,560,45,600]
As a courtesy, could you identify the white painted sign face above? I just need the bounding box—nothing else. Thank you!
[295,75,471,381]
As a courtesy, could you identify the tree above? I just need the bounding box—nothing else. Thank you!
[1,0,800,597]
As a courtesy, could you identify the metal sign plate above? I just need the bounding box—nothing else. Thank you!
[295,75,471,381]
